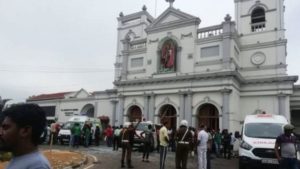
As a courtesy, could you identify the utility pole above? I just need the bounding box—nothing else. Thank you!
[155,0,157,17]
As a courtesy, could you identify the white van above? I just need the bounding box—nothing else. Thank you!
[58,116,101,145]
[132,121,157,151]
[239,114,288,169]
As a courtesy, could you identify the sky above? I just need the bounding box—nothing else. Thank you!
[0,0,299,103]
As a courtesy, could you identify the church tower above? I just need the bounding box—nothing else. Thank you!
[114,6,154,81]
[234,0,297,122]
[234,0,287,78]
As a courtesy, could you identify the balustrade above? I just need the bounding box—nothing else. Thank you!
[251,22,266,32]
[197,25,223,39]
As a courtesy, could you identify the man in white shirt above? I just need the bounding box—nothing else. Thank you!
[197,125,209,169]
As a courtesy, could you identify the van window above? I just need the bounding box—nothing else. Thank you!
[62,122,83,129]
[245,123,284,139]
[62,122,73,129]
[136,123,152,131]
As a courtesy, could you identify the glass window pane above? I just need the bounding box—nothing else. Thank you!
[201,46,219,57]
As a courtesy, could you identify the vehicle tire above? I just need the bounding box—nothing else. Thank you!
[239,159,246,169]
[60,139,64,145]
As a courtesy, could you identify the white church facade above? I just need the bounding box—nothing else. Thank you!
[27,0,300,132]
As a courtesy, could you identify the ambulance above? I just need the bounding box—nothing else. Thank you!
[239,114,288,169]
[58,116,101,145]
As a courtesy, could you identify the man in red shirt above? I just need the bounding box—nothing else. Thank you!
[105,125,113,147]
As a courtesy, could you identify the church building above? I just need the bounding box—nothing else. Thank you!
[27,0,300,133]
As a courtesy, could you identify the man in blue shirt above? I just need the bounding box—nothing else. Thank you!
[0,103,51,169]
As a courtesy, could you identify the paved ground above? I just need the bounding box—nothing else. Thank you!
[41,144,238,169]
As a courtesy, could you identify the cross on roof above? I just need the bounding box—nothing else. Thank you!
[166,0,175,7]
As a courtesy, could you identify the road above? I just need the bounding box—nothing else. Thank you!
[41,144,238,169]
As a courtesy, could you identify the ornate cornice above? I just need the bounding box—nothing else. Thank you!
[220,88,232,94]
[148,38,159,44]
[127,69,146,74]
[117,11,154,23]
[114,69,298,87]
[241,9,277,18]
[240,39,287,51]
[196,36,223,45]
[130,38,147,45]
[114,62,122,68]
[234,0,252,3]
[178,89,193,95]
[243,76,298,85]
[128,48,147,55]
[117,22,149,31]
[239,64,287,72]
[114,71,244,86]
[146,18,200,34]
[181,32,193,39]
[294,85,300,90]
[143,91,156,97]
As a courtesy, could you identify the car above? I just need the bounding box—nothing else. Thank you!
[40,126,50,144]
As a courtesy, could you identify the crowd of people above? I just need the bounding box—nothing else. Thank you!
[101,119,242,169]
[0,103,298,169]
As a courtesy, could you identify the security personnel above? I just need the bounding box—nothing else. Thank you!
[120,122,140,168]
[175,120,193,169]
[275,124,299,169]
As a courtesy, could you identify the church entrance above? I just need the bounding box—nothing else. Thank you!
[197,104,219,130]
[81,104,95,117]
[128,105,142,122]
[159,104,177,130]
[291,109,300,134]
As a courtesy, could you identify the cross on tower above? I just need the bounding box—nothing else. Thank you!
[166,0,175,7]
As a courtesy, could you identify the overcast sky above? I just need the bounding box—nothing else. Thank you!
[0,0,299,103]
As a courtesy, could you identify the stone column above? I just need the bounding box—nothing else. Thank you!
[179,92,185,124]
[111,100,118,126]
[117,95,125,126]
[144,95,149,120]
[278,94,289,121]
[94,101,98,118]
[149,93,155,123]
[222,14,235,69]
[191,115,196,128]
[56,101,60,119]
[185,91,192,126]
[121,36,130,80]
[221,88,232,130]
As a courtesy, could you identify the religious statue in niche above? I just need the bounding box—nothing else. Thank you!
[160,39,176,72]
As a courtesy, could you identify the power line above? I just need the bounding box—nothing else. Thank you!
[0,69,114,74]
[0,64,113,69]
[155,0,158,17]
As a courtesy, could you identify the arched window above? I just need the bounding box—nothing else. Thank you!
[251,7,266,32]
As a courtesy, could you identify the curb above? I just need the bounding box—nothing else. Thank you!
[62,153,87,169]
[63,154,97,169]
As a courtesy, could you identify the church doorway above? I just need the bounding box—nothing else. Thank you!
[291,109,300,134]
[128,105,142,122]
[196,104,219,130]
[159,104,177,130]
[81,104,95,117]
